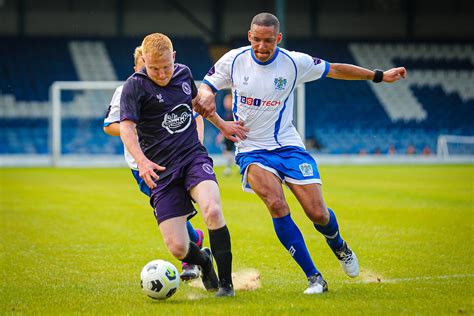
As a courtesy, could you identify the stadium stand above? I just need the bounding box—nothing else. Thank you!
[0,36,215,155]
[0,37,473,156]
[288,40,474,154]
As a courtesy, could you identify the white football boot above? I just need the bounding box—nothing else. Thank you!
[335,242,360,278]
[303,274,328,294]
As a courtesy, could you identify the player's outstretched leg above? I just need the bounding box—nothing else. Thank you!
[209,226,234,297]
[314,208,359,277]
[181,225,204,281]
[273,213,328,294]
[190,179,234,297]
[161,217,217,290]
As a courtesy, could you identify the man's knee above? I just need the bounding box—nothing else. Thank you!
[265,195,289,216]
[310,205,330,225]
[202,200,224,227]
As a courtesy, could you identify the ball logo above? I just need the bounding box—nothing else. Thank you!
[162,104,192,134]
[182,82,191,95]
[165,268,176,281]
[150,280,163,292]
[202,163,214,175]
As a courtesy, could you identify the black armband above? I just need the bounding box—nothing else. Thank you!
[372,69,384,83]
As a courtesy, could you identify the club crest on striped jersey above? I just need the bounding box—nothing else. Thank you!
[274,77,287,91]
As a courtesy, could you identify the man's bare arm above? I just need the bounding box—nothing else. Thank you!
[206,112,249,143]
[195,114,205,144]
[103,123,120,136]
[327,63,407,83]
[194,84,217,118]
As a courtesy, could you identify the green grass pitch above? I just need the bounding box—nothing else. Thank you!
[1,165,473,314]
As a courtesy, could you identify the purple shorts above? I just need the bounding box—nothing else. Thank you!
[150,155,217,224]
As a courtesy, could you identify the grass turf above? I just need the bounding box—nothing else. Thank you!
[1,165,473,314]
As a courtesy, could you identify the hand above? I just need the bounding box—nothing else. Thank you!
[138,158,166,189]
[383,67,407,83]
[221,121,249,143]
[194,88,216,118]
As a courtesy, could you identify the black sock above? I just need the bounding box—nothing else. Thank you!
[209,225,233,286]
[181,242,208,267]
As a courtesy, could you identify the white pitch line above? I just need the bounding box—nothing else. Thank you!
[347,274,474,284]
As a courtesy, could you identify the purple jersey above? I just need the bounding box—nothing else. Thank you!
[120,63,208,180]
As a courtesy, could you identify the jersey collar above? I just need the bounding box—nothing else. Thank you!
[250,47,280,65]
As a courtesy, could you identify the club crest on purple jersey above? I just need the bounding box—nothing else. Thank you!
[202,163,214,175]
[312,57,322,65]
[182,82,191,95]
[161,103,192,134]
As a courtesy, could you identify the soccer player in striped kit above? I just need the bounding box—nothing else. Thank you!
[196,13,406,294]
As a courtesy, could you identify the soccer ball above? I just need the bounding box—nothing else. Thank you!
[140,259,180,300]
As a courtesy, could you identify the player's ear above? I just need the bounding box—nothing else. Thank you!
[248,30,252,43]
[276,33,282,44]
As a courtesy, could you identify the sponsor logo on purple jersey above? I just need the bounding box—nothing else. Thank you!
[162,104,193,134]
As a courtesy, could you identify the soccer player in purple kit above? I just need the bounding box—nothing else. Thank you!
[103,45,205,282]
[120,33,247,297]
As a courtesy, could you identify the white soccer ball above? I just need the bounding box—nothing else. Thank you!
[140,259,180,300]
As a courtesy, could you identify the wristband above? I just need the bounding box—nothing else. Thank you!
[372,69,384,83]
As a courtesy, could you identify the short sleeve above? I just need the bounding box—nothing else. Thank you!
[202,49,238,92]
[188,67,198,99]
[293,52,330,85]
[103,85,122,126]
[120,78,141,123]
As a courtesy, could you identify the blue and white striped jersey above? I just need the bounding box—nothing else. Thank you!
[203,46,329,154]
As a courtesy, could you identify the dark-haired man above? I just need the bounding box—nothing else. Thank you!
[196,12,406,294]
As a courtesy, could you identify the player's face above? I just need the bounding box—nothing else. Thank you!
[248,24,282,62]
[143,50,176,86]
